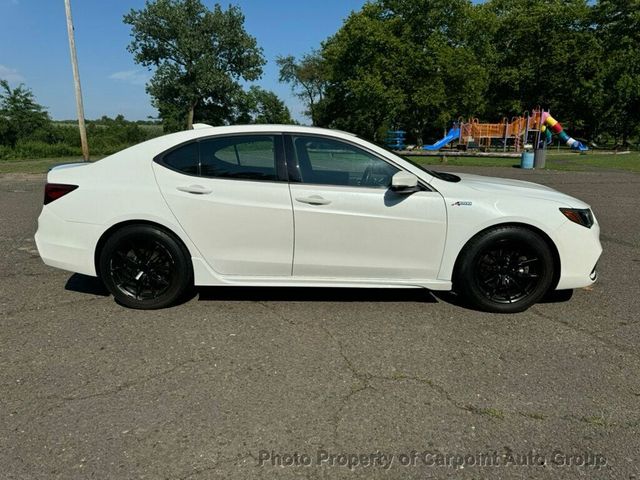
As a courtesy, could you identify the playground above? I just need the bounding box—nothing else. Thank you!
[387,109,594,164]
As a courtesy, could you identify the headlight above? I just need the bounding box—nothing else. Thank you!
[560,208,594,228]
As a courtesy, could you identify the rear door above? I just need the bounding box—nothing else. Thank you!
[153,134,294,276]
[286,134,447,281]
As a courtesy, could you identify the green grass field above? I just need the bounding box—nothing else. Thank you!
[1,151,638,175]
[0,157,105,174]
[409,151,640,173]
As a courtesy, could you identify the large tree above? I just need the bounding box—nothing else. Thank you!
[482,0,601,138]
[380,0,489,144]
[595,0,640,145]
[319,3,407,140]
[276,52,327,126]
[238,86,295,125]
[316,1,488,143]
[124,0,265,131]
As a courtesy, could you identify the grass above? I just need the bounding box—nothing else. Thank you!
[0,157,104,174]
[408,151,640,173]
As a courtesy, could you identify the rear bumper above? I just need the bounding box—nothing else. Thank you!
[554,219,602,290]
[35,207,101,277]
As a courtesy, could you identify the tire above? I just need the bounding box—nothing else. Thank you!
[99,224,192,309]
[454,226,555,313]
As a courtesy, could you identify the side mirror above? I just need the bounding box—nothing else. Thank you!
[390,171,420,194]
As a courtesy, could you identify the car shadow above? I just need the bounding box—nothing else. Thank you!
[64,273,573,309]
[197,286,438,303]
[540,289,574,303]
[65,273,110,296]
[432,288,575,312]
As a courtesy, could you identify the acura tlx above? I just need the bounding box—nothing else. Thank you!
[35,124,602,313]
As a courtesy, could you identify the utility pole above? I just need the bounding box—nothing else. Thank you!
[64,0,90,161]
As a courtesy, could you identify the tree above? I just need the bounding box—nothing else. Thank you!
[277,52,327,125]
[319,3,407,140]
[0,80,51,147]
[595,0,640,145]
[380,0,489,144]
[236,86,295,125]
[316,1,488,143]
[124,0,265,131]
[482,0,601,138]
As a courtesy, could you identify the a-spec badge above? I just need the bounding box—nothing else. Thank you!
[451,201,473,206]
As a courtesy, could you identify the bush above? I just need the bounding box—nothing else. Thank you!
[9,140,82,159]
[0,145,11,160]
[0,117,163,159]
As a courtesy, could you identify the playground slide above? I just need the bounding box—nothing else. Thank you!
[542,112,588,151]
[423,127,460,151]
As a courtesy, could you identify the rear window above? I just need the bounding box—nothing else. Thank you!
[199,135,277,181]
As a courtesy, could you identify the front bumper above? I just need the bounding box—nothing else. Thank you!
[554,219,602,290]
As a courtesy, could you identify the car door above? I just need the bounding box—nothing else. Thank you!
[153,134,294,276]
[286,134,447,281]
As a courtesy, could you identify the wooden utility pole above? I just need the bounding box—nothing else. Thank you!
[64,0,90,161]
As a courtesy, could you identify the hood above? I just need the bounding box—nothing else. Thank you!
[444,172,590,208]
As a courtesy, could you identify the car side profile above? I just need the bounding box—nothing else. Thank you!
[35,124,602,313]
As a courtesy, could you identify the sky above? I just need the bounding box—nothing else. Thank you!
[0,0,366,123]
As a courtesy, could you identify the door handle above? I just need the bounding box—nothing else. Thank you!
[295,195,331,206]
[176,185,212,195]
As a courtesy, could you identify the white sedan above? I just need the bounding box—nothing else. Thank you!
[35,124,602,313]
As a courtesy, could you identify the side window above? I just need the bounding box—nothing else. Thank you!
[163,142,199,175]
[200,135,277,181]
[292,136,399,187]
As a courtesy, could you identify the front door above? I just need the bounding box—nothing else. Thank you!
[286,134,447,281]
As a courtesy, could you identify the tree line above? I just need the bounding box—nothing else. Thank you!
[281,0,639,147]
[0,80,160,159]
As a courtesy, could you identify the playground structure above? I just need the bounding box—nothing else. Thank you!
[423,109,588,152]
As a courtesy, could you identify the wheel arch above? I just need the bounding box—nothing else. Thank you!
[451,222,561,291]
[94,219,193,278]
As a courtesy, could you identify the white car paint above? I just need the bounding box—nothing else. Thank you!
[35,124,602,294]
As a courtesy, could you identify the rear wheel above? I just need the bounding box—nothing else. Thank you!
[454,226,555,313]
[99,225,192,309]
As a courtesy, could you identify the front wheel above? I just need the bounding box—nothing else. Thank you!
[99,225,192,309]
[454,226,555,313]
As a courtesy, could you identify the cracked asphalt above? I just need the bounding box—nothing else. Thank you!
[1,166,639,479]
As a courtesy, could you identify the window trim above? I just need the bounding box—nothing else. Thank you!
[153,133,288,183]
[283,133,432,191]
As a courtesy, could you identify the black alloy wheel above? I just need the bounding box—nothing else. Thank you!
[99,225,192,309]
[455,226,555,313]
[474,239,542,304]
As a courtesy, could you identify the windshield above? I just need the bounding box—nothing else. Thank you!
[374,141,461,182]
[403,157,461,182]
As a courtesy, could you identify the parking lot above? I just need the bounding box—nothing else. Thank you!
[1,166,639,479]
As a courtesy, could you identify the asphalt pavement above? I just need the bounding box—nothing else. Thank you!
[1,166,639,479]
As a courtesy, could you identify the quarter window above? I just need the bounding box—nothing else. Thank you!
[162,142,199,175]
[291,136,399,187]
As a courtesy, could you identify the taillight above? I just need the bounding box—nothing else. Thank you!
[44,183,78,205]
